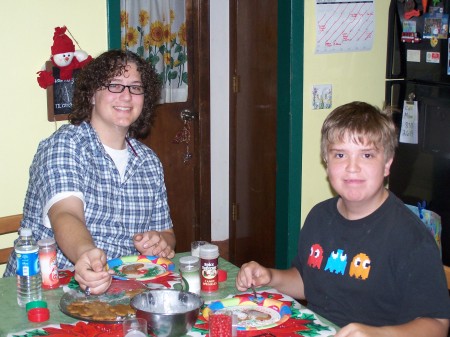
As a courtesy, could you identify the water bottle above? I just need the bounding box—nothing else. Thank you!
[15,228,42,307]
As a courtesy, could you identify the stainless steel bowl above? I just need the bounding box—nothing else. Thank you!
[130,289,204,337]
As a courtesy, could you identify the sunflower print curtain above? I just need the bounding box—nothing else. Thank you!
[120,0,188,103]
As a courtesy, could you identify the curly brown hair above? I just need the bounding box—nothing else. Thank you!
[69,49,161,139]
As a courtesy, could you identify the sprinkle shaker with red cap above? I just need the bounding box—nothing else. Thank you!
[200,244,219,293]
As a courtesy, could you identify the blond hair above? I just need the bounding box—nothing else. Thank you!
[320,101,398,162]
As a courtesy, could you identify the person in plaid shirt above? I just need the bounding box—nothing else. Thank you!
[4,50,176,295]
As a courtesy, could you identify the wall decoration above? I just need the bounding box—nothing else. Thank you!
[315,0,375,54]
[312,84,332,110]
[36,26,92,121]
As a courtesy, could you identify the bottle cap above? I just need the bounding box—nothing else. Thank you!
[200,244,219,259]
[26,300,48,312]
[179,255,200,272]
[180,255,200,265]
[37,237,56,247]
[28,307,50,322]
[20,228,32,236]
[218,269,227,282]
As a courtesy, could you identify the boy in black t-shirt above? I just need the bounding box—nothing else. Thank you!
[236,101,450,337]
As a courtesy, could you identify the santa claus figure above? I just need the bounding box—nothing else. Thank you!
[37,26,92,89]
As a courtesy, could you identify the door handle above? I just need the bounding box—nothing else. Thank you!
[174,109,195,164]
[180,109,196,121]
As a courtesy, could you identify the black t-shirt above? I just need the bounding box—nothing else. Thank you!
[293,191,450,328]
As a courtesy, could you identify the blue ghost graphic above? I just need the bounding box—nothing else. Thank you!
[324,249,347,275]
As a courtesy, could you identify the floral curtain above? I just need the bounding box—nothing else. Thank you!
[120,0,188,103]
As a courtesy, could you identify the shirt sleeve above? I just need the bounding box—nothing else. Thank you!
[42,191,85,228]
[396,238,450,322]
[30,134,86,214]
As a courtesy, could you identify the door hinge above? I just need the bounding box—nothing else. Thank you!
[232,74,240,93]
[232,203,239,221]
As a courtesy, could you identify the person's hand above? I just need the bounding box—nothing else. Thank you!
[336,319,450,337]
[235,261,272,291]
[335,323,382,337]
[74,247,113,295]
[133,231,175,258]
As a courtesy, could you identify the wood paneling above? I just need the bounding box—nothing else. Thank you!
[0,214,22,265]
[229,0,278,267]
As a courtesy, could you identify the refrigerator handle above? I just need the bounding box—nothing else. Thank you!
[386,0,397,79]
[386,0,406,80]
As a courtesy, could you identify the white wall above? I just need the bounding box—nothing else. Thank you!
[210,1,230,241]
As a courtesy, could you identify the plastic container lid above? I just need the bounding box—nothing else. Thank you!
[28,307,50,322]
[200,244,219,259]
[180,255,200,265]
[37,237,56,247]
[179,255,200,272]
[26,300,48,312]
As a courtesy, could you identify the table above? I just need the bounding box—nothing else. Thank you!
[0,253,338,337]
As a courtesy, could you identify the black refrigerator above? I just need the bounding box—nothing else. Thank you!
[386,0,450,265]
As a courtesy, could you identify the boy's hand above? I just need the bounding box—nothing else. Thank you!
[236,261,271,291]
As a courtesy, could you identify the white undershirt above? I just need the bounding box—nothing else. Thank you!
[103,144,129,181]
[42,144,129,228]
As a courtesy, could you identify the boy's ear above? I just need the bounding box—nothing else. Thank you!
[384,157,394,176]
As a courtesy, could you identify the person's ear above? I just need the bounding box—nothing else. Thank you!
[384,157,394,177]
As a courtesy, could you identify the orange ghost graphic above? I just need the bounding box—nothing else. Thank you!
[349,253,371,280]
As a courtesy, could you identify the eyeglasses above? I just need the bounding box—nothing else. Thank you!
[105,83,145,95]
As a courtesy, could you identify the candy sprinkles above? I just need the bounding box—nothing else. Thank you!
[209,313,233,337]
[216,306,279,329]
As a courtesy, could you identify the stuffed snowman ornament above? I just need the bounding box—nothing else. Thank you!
[37,26,92,89]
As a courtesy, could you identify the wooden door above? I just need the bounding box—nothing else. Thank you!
[108,0,211,253]
[229,0,278,267]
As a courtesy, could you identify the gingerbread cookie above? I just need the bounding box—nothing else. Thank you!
[66,300,136,321]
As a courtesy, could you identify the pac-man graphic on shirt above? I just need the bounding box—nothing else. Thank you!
[349,253,371,280]
[307,243,324,269]
[324,249,347,275]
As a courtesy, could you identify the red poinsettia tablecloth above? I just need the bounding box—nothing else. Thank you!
[8,290,337,337]
[191,291,337,337]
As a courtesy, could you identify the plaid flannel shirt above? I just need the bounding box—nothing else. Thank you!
[4,122,172,276]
